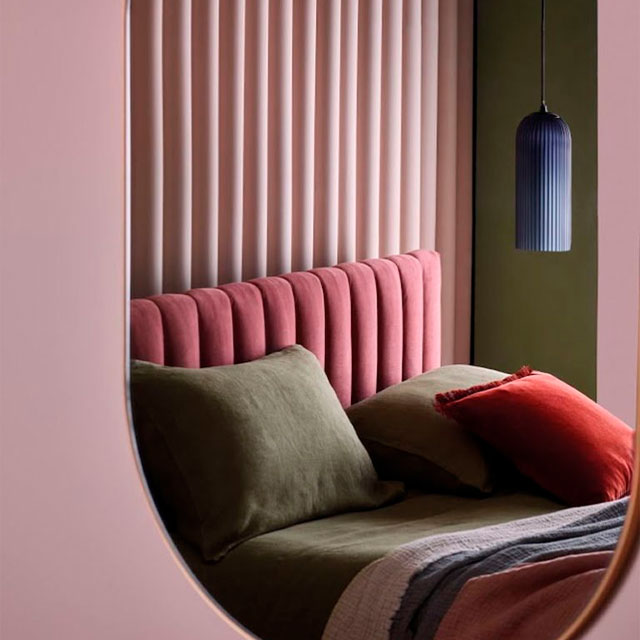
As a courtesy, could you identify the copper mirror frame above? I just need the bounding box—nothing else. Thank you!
[122,2,640,639]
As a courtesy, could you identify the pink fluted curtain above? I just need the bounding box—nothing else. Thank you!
[130,0,473,363]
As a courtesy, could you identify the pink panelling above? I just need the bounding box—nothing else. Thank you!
[355,0,383,260]
[410,249,442,371]
[337,0,358,264]
[149,294,200,367]
[310,267,352,406]
[281,272,326,367]
[187,289,234,367]
[251,277,296,353]
[130,299,164,364]
[218,283,266,363]
[130,0,163,298]
[191,0,221,289]
[267,0,294,276]
[421,0,439,252]
[161,0,192,294]
[363,258,403,391]
[379,0,403,256]
[130,1,473,366]
[435,0,474,364]
[218,0,246,284]
[291,0,317,273]
[313,0,341,268]
[130,252,441,406]
[400,0,422,253]
[242,0,269,281]
[387,254,424,380]
[337,261,378,402]
[131,0,444,291]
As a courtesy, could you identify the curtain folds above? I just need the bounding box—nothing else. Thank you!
[131,0,472,363]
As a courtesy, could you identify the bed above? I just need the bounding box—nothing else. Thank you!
[130,250,627,640]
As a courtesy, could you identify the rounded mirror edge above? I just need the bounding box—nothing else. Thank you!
[122,367,260,640]
[558,438,639,640]
[120,2,640,640]
[122,1,257,637]
[558,341,640,640]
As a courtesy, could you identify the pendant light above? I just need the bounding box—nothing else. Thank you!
[515,0,572,251]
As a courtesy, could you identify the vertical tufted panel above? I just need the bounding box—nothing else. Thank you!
[387,253,424,380]
[187,289,234,367]
[337,261,378,403]
[363,258,404,391]
[149,294,200,367]
[130,251,441,404]
[130,299,165,364]
[251,277,296,352]
[280,272,326,367]
[131,2,450,296]
[310,267,352,406]
[218,283,266,363]
[410,249,442,371]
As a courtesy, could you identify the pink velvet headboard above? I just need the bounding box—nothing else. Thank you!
[130,250,441,407]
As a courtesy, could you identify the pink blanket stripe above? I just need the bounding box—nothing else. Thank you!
[434,551,613,640]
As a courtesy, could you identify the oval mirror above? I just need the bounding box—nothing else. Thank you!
[125,1,639,639]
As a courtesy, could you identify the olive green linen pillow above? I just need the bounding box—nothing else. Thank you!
[130,345,403,562]
[346,364,508,495]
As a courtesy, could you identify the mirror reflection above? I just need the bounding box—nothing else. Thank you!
[128,1,634,639]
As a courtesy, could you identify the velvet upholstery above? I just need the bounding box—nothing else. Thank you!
[309,267,352,407]
[149,293,200,367]
[188,288,234,367]
[436,368,635,506]
[362,258,404,391]
[387,254,424,380]
[130,250,441,405]
[130,299,164,364]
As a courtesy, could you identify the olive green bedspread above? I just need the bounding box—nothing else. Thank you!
[175,490,562,640]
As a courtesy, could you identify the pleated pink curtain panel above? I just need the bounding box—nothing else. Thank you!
[130,0,472,363]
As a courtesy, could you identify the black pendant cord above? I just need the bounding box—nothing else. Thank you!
[540,0,547,111]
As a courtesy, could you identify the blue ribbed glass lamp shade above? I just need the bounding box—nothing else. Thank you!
[515,108,572,251]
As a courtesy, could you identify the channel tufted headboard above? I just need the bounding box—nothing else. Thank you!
[130,250,441,407]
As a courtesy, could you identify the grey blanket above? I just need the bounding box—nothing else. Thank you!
[322,498,627,640]
[390,497,628,640]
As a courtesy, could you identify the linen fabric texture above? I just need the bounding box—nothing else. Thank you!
[130,345,403,561]
[346,365,509,494]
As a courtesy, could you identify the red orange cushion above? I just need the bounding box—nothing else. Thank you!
[435,367,635,506]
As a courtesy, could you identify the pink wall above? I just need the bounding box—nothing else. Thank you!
[596,0,640,428]
[0,1,242,638]
[0,1,637,640]
[584,0,640,633]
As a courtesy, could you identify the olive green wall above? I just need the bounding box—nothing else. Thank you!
[474,0,597,397]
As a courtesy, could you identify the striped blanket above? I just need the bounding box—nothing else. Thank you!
[322,498,627,640]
